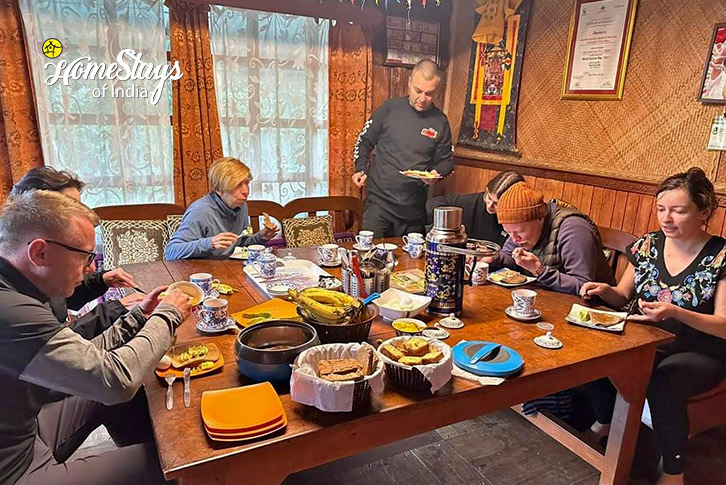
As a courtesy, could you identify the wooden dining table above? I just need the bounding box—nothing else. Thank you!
[132,240,673,485]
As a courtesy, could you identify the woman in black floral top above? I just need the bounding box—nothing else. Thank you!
[581,168,726,485]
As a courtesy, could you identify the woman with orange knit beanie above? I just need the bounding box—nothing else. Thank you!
[487,182,615,295]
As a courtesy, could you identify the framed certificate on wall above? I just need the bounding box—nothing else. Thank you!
[384,16,440,67]
[562,0,638,100]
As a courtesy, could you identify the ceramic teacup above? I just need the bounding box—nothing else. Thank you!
[355,230,374,249]
[375,242,397,256]
[402,232,424,252]
[247,244,266,263]
[254,251,277,278]
[317,243,340,265]
[511,289,537,316]
[472,262,489,286]
[197,298,229,329]
[189,272,219,297]
[408,240,424,259]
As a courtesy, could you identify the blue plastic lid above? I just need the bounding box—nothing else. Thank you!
[452,340,524,377]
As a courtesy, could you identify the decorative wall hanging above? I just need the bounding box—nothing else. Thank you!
[457,0,531,153]
[699,22,726,104]
[562,0,638,100]
[384,16,440,66]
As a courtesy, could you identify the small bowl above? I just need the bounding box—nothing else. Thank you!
[167,281,205,306]
[318,276,342,291]
[373,288,432,321]
[392,318,427,336]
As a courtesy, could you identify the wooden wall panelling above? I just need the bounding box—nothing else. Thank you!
[445,0,726,188]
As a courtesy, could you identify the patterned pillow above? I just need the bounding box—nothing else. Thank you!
[282,215,335,248]
[100,219,170,269]
[166,214,184,239]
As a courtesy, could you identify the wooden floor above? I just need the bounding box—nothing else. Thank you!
[283,409,726,485]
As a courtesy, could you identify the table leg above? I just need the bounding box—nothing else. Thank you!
[599,345,657,485]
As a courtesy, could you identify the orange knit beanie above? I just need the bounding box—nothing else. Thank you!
[496,182,548,224]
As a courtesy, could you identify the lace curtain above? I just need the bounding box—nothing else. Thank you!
[20,0,175,208]
[209,7,329,205]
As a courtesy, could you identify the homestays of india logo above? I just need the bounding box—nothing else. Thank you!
[43,45,183,105]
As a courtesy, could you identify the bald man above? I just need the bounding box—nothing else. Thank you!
[352,60,454,238]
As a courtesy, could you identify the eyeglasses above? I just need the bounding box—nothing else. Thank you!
[42,239,97,267]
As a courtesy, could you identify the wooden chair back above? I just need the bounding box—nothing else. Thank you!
[246,196,362,234]
[597,226,637,282]
[284,196,362,233]
[246,200,285,232]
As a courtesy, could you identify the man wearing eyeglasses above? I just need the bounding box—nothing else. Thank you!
[0,190,192,484]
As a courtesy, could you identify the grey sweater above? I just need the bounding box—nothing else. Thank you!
[490,214,615,295]
[164,192,267,260]
[0,257,183,484]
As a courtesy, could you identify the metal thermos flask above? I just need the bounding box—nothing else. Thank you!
[425,207,467,316]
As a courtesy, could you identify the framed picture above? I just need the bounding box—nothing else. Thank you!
[561,0,638,100]
[385,16,439,67]
[699,23,726,104]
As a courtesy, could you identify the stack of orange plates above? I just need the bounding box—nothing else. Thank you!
[201,382,287,442]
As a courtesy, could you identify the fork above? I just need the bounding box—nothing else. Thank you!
[165,374,176,410]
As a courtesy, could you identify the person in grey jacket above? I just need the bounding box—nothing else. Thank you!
[164,157,278,260]
[10,166,145,334]
[0,190,191,484]
[487,182,615,295]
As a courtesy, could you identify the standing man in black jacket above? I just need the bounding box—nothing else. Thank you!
[352,60,453,237]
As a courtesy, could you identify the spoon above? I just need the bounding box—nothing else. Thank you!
[361,293,381,306]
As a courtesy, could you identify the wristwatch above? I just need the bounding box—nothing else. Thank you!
[534,265,545,278]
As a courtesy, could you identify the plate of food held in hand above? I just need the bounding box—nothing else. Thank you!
[565,304,626,333]
[487,268,536,287]
[399,169,441,180]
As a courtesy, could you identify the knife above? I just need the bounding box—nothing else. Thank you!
[183,367,191,408]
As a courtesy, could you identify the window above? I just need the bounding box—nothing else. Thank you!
[209,7,329,205]
[20,0,175,208]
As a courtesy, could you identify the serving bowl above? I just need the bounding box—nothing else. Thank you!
[373,287,431,321]
[235,320,319,382]
[297,304,379,344]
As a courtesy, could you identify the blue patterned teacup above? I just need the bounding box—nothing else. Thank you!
[355,230,374,249]
[247,244,265,264]
[198,298,229,329]
[403,232,424,252]
[408,241,424,259]
[254,252,277,278]
[189,272,219,297]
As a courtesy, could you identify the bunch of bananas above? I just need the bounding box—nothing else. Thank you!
[289,287,362,325]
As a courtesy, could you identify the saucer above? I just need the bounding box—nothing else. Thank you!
[352,243,374,252]
[319,260,341,267]
[266,282,297,297]
[505,306,541,322]
[196,318,237,334]
[422,327,450,340]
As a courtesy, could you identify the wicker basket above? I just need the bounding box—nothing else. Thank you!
[377,336,452,392]
[297,304,379,344]
[290,343,384,412]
